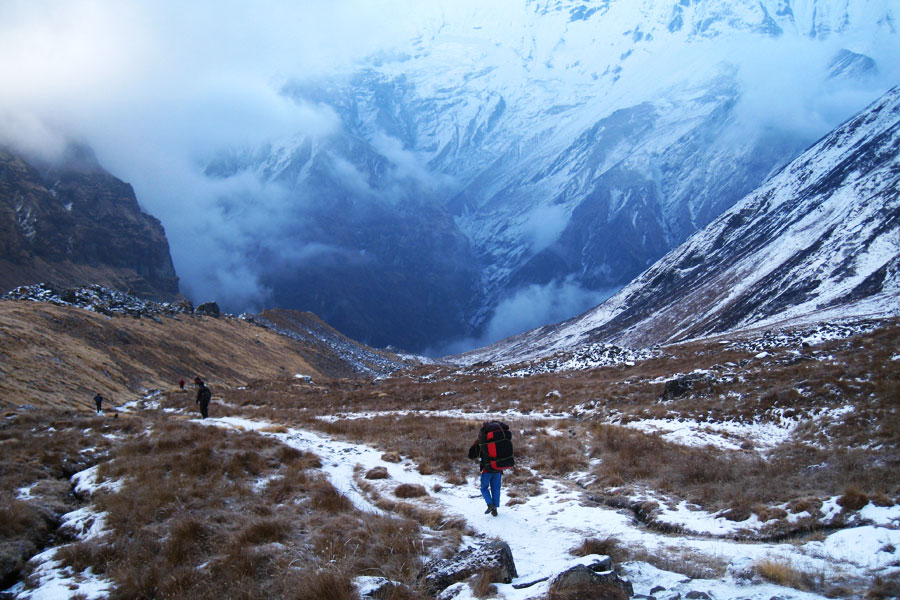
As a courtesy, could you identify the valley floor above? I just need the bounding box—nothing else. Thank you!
[7,395,899,600]
[2,319,898,599]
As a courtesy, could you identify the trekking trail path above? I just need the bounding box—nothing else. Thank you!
[200,415,877,600]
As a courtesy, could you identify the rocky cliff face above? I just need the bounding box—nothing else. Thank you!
[0,146,179,301]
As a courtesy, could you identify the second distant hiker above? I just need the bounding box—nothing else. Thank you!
[468,421,515,517]
[195,380,211,419]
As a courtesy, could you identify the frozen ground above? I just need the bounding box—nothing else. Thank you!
[204,413,899,599]
[8,402,898,600]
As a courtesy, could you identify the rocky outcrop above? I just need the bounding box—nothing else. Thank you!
[417,539,518,597]
[2,283,192,319]
[195,301,221,317]
[0,146,179,301]
[548,556,633,599]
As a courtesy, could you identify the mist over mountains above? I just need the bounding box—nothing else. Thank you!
[463,81,900,364]
[2,0,899,353]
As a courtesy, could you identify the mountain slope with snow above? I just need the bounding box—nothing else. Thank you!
[465,82,900,362]
[209,0,899,351]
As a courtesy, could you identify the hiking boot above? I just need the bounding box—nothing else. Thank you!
[484,504,494,515]
[491,505,498,517]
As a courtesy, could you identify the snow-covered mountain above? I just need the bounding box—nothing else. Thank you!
[462,81,900,363]
[207,0,899,352]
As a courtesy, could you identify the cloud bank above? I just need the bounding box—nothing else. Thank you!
[0,0,447,308]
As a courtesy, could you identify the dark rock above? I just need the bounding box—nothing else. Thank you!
[549,558,634,599]
[650,586,667,595]
[685,591,711,599]
[173,298,194,313]
[195,302,220,317]
[661,373,713,400]
[0,147,179,301]
[417,540,517,597]
[0,539,37,591]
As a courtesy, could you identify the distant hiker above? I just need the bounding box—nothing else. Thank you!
[93,393,104,414]
[195,380,211,419]
[178,379,185,390]
[468,421,514,517]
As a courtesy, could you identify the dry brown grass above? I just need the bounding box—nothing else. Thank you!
[394,483,428,498]
[569,537,628,564]
[625,543,728,580]
[0,411,439,599]
[0,408,138,586]
[470,568,500,598]
[365,466,390,479]
[292,568,360,600]
[837,487,869,511]
[754,558,821,591]
[0,300,331,412]
[5,300,899,597]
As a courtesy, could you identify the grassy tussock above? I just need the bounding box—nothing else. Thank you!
[394,483,428,498]
[470,568,499,598]
[754,558,821,591]
[569,537,628,564]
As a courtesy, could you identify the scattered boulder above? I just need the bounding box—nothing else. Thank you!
[195,301,220,317]
[661,373,712,400]
[3,283,195,320]
[418,540,517,597]
[173,298,194,313]
[548,556,633,599]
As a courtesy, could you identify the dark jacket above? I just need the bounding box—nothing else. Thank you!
[469,441,502,473]
[196,383,211,405]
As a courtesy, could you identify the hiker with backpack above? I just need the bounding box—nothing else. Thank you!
[468,421,514,517]
[195,380,212,419]
[93,392,104,414]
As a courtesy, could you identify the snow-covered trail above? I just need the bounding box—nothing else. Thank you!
[200,415,873,600]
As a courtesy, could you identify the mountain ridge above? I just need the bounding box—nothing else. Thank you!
[459,81,900,364]
[0,283,407,410]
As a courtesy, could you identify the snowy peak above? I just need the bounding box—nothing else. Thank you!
[205,0,898,352]
[467,82,900,361]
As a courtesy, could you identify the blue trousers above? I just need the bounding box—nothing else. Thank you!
[480,472,502,507]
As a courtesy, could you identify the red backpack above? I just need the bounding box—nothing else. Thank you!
[478,421,515,470]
